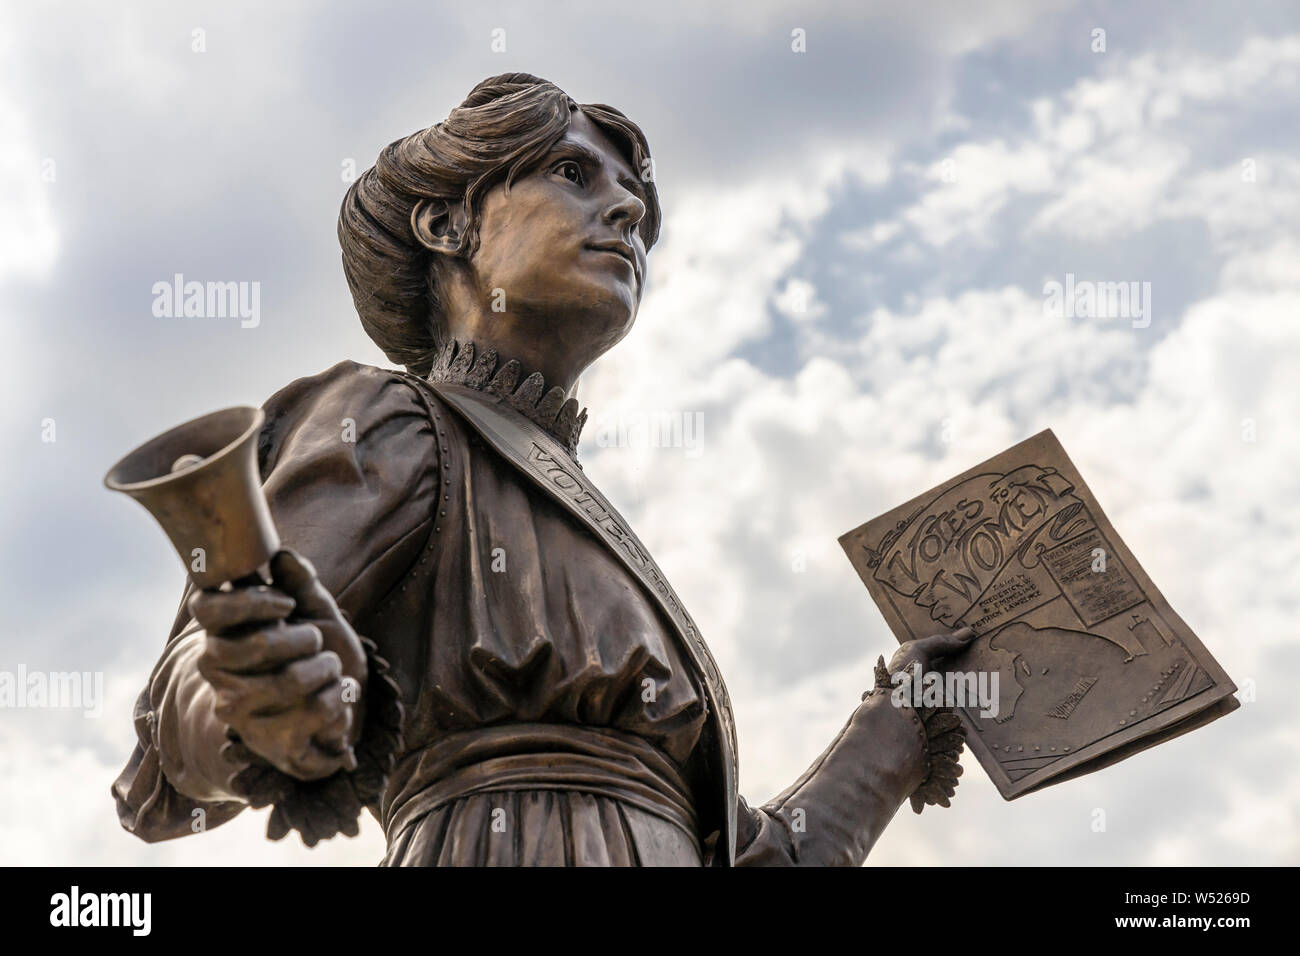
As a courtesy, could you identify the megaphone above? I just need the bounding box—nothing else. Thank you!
[104,406,280,589]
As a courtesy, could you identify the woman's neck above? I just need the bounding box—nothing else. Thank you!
[425,338,589,458]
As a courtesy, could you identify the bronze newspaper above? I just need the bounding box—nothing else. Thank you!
[839,429,1238,799]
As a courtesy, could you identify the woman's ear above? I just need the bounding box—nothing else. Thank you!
[411,198,469,254]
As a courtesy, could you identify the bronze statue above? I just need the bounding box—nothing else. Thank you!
[109,73,970,866]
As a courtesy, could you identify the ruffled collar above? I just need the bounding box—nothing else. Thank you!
[427,339,587,459]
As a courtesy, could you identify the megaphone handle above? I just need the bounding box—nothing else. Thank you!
[226,565,356,764]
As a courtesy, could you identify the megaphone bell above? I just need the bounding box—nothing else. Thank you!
[104,407,280,589]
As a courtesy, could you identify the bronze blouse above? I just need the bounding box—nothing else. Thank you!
[113,356,942,866]
[115,359,717,864]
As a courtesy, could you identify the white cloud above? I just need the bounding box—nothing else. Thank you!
[903,140,1055,246]
[883,35,1300,248]
[0,721,387,865]
[0,99,58,284]
[773,277,827,322]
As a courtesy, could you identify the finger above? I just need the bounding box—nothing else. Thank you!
[287,737,354,781]
[887,645,928,675]
[269,548,338,620]
[189,586,295,635]
[208,653,341,722]
[310,713,352,753]
[279,681,348,738]
[260,653,342,711]
[308,681,352,732]
[914,626,977,659]
[309,732,357,774]
[209,672,294,721]
[201,622,324,674]
[307,692,355,767]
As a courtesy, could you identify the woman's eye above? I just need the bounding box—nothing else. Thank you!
[555,161,583,185]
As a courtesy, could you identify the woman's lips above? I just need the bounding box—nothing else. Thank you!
[585,241,639,282]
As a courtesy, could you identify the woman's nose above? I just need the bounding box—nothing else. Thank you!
[603,188,646,233]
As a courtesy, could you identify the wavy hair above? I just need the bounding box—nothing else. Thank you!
[338,73,662,376]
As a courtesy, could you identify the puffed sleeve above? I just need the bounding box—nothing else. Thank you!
[112,360,439,845]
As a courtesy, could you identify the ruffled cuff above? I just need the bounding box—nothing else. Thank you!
[866,655,966,814]
[224,635,405,846]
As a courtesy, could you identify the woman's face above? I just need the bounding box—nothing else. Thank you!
[466,110,650,351]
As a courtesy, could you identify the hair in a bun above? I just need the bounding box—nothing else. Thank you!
[338,74,661,376]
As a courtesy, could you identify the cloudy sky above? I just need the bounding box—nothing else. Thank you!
[2,0,1297,865]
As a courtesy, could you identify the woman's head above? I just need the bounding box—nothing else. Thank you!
[339,73,661,378]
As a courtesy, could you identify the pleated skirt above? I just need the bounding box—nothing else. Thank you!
[380,789,702,866]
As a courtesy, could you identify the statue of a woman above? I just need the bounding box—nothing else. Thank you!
[112,73,972,866]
